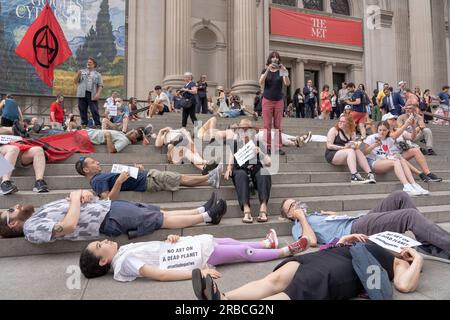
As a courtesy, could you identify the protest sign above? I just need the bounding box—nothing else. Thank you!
[159,238,203,270]
[0,135,23,145]
[369,232,422,253]
[234,140,256,167]
[111,164,139,179]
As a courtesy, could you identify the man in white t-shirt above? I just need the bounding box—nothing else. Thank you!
[148,85,172,118]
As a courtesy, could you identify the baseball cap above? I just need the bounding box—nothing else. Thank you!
[382,113,398,122]
[344,105,352,111]
[398,81,407,86]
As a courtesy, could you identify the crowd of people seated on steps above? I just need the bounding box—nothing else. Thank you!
[1,58,450,300]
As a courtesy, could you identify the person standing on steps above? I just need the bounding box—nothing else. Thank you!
[259,51,291,156]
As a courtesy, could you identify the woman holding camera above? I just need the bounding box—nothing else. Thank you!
[259,52,290,156]
[180,72,198,128]
[326,115,376,184]
[363,120,429,196]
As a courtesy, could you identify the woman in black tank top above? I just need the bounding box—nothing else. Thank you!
[325,115,376,184]
[194,237,424,301]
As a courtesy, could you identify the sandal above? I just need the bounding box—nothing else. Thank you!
[192,269,206,300]
[257,212,269,223]
[205,274,222,301]
[242,212,254,224]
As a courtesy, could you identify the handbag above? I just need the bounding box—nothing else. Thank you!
[180,97,193,110]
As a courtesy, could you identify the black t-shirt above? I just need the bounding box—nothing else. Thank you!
[197,81,208,98]
[182,81,196,100]
[262,68,283,101]
[274,244,395,300]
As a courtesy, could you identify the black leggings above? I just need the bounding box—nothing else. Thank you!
[182,104,198,128]
[232,168,272,211]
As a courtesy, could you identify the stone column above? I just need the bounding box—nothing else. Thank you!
[431,0,448,92]
[348,65,364,85]
[231,0,260,95]
[324,0,332,13]
[163,0,192,88]
[409,0,434,91]
[295,59,306,91]
[324,62,334,88]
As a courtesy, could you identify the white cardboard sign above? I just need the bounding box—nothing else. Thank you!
[159,238,203,270]
[369,232,422,253]
[234,140,257,167]
[0,135,23,145]
[111,164,139,179]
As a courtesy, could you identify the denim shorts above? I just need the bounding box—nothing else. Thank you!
[440,104,449,112]
[366,158,377,170]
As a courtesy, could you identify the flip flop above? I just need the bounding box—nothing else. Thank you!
[205,274,222,301]
[192,269,206,300]
[242,213,254,224]
[257,212,269,223]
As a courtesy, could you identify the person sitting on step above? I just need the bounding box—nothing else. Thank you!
[325,115,376,184]
[383,113,442,183]
[76,156,222,199]
[224,119,272,224]
[363,121,429,196]
[102,97,130,134]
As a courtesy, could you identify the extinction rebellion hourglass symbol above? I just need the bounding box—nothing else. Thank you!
[33,25,60,69]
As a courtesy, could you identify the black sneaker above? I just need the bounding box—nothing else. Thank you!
[417,245,450,264]
[420,148,429,156]
[427,172,443,183]
[419,173,431,182]
[202,162,219,176]
[427,149,437,156]
[351,173,369,184]
[1,180,19,195]
[33,180,49,193]
[278,149,286,156]
[202,192,217,213]
[207,199,227,225]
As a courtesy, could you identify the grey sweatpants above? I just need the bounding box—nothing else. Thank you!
[351,191,450,252]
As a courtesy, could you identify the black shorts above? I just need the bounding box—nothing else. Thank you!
[158,105,170,116]
[1,118,14,127]
[100,201,164,238]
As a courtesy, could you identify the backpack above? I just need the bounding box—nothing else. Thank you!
[361,92,370,106]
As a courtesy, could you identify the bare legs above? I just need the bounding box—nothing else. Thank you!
[102,116,129,133]
[20,147,46,181]
[222,262,299,300]
[331,149,371,175]
[0,145,20,181]
[402,148,431,175]
[180,174,209,187]
[373,158,416,185]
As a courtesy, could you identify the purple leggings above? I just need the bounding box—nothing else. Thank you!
[207,238,280,266]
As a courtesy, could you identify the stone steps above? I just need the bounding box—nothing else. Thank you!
[2,115,450,260]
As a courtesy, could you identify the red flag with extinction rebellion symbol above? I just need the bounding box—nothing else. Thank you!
[15,3,72,87]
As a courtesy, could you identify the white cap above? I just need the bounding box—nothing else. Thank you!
[398,81,407,86]
[382,113,398,122]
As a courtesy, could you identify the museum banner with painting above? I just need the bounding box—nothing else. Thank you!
[0,0,126,97]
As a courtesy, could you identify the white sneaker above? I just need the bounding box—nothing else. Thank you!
[413,184,430,196]
[403,184,421,196]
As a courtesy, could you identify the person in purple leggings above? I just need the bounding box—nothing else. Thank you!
[79,230,309,282]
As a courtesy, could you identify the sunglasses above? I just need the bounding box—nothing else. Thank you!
[79,157,86,166]
[2,208,14,225]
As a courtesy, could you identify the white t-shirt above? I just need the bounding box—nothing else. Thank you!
[163,129,184,145]
[156,92,171,107]
[111,235,215,282]
[364,134,397,161]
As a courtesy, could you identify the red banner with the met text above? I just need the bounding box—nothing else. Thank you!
[270,7,363,47]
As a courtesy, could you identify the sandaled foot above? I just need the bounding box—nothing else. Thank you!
[242,212,254,224]
[257,212,269,223]
[192,269,206,300]
[204,274,222,301]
